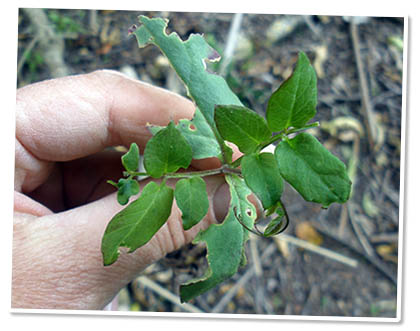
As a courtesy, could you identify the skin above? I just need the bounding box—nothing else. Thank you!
[12,70,237,310]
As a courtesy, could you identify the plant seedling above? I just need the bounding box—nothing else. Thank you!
[101,16,351,303]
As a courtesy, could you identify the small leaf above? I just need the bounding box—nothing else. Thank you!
[266,52,317,132]
[215,105,271,154]
[263,204,286,237]
[144,121,192,178]
[275,132,351,207]
[175,177,209,230]
[101,181,174,266]
[264,217,284,237]
[116,178,140,205]
[107,180,118,188]
[121,143,140,172]
[241,153,284,209]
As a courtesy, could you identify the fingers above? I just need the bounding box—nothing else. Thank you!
[27,149,126,213]
[12,175,231,309]
[15,70,195,192]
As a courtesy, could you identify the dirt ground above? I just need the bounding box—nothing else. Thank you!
[17,9,404,317]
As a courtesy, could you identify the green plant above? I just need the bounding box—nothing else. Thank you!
[102,16,352,303]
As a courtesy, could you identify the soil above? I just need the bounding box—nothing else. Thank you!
[17,9,403,317]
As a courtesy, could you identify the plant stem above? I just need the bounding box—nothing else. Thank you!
[124,171,148,177]
[258,122,320,152]
[286,121,319,135]
[125,166,242,181]
[164,168,222,179]
[163,166,241,179]
[259,132,285,151]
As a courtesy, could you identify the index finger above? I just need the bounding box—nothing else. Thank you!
[15,70,240,192]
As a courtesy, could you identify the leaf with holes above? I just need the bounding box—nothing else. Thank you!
[180,174,256,302]
[149,110,222,160]
[275,132,351,208]
[132,15,242,161]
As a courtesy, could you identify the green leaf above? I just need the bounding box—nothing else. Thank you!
[150,110,221,160]
[228,174,257,245]
[132,16,243,161]
[264,217,284,237]
[275,132,351,208]
[214,105,271,154]
[180,174,256,302]
[263,205,286,237]
[175,177,209,230]
[144,121,192,178]
[102,181,174,266]
[116,178,140,205]
[241,153,284,209]
[266,52,317,132]
[121,143,140,172]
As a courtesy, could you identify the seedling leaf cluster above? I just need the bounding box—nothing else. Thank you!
[102,16,351,303]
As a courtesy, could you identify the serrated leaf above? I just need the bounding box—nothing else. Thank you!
[275,132,351,207]
[102,181,174,266]
[132,16,243,160]
[241,153,283,209]
[144,121,192,178]
[266,52,317,132]
[180,174,255,302]
[121,143,140,172]
[214,105,271,154]
[116,178,140,205]
[175,177,209,230]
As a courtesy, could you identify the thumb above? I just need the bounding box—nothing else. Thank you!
[12,175,231,310]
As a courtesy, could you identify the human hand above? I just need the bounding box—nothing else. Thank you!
[13,70,234,310]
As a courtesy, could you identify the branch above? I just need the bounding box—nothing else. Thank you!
[21,8,70,78]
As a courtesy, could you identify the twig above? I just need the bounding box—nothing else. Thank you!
[136,276,204,313]
[21,8,70,78]
[17,35,39,79]
[350,20,377,150]
[89,10,99,35]
[211,242,277,313]
[348,202,376,258]
[303,15,322,38]
[220,13,243,76]
[337,204,349,239]
[369,232,399,244]
[314,210,398,286]
[274,234,358,268]
[250,234,262,277]
[250,234,264,314]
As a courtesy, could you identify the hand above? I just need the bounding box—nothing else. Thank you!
[13,70,233,310]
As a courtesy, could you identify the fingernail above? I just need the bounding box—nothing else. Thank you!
[212,182,231,223]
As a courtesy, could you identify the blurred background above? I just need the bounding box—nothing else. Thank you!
[17,8,403,317]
